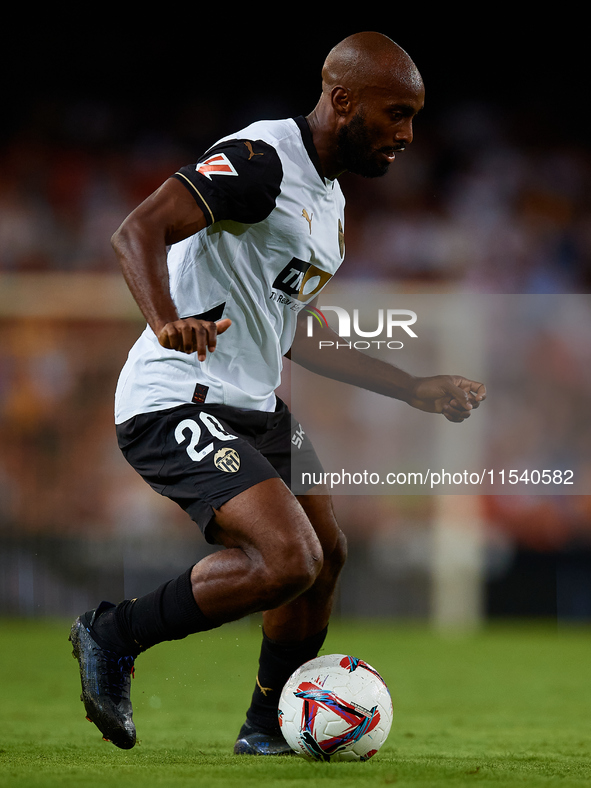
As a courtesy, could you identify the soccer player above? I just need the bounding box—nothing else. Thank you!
[70,31,485,754]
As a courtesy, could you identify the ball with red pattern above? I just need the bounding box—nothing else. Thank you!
[278,654,393,762]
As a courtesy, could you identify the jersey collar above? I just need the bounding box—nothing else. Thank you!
[294,115,328,185]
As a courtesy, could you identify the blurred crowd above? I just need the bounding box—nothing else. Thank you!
[1,97,591,292]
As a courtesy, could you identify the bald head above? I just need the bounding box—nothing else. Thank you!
[321,32,423,98]
[306,33,424,179]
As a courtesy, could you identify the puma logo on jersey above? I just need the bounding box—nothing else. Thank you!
[195,153,238,180]
[302,208,313,234]
[244,141,264,160]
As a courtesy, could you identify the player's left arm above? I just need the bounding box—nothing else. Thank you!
[287,314,485,423]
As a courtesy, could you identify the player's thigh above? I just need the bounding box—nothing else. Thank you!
[253,405,340,557]
[209,477,323,568]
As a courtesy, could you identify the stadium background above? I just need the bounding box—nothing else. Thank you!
[1,14,590,629]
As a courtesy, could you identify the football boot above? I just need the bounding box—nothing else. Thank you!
[69,601,137,749]
[233,719,295,755]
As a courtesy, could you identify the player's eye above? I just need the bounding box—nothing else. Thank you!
[388,111,405,124]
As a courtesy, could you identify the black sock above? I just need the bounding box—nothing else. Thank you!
[87,566,217,656]
[245,625,328,733]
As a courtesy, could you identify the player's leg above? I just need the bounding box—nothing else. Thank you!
[235,487,347,754]
[195,477,325,624]
[262,491,346,641]
[71,476,324,749]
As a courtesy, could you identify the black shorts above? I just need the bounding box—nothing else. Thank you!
[116,398,324,543]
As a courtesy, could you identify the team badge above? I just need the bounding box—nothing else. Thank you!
[195,153,238,180]
[214,447,241,473]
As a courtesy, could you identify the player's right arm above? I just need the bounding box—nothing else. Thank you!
[111,177,231,359]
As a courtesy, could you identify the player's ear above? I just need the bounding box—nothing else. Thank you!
[331,86,354,117]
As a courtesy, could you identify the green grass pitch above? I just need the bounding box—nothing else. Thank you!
[1,618,590,787]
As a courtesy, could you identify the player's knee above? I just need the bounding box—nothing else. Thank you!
[261,538,323,608]
[326,527,347,577]
[276,546,323,600]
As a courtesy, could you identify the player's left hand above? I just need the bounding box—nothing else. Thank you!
[407,375,486,423]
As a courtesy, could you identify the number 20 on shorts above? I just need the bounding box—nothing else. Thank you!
[175,413,238,462]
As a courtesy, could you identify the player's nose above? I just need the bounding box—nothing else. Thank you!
[395,118,414,146]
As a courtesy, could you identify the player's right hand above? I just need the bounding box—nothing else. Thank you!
[157,318,232,360]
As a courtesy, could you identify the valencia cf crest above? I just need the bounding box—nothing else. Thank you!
[214,447,241,472]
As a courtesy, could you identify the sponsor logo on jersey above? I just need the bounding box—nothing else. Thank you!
[195,153,238,180]
[272,258,333,302]
[214,447,241,472]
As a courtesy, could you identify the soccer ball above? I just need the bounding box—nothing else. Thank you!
[278,654,393,762]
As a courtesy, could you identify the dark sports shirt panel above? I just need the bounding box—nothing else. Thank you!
[172,139,283,226]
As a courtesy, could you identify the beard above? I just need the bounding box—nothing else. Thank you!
[336,111,393,178]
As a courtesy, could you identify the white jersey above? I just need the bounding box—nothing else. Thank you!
[114,117,346,424]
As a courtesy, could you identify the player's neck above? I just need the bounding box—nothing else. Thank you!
[305,108,345,181]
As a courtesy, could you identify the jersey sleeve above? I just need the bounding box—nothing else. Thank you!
[172,138,283,226]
